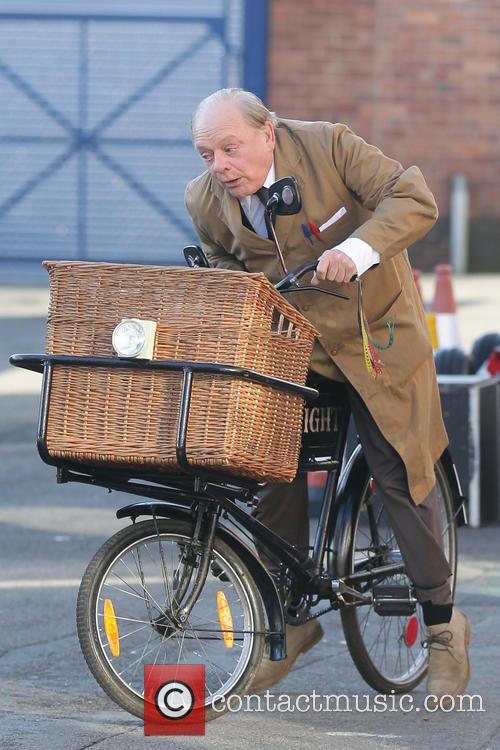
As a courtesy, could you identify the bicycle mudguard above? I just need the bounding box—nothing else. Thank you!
[439,447,468,527]
[115,501,287,661]
[329,444,468,580]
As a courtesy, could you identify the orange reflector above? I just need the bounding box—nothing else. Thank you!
[404,615,419,647]
[216,590,234,648]
[104,598,120,656]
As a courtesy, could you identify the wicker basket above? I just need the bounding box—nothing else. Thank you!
[43,260,318,483]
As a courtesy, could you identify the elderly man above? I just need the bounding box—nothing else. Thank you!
[185,88,471,704]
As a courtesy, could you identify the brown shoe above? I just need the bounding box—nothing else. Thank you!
[423,606,471,709]
[248,619,324,693]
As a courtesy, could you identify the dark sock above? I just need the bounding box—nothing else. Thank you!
[421,600,453,626]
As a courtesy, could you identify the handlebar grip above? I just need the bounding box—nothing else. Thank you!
[183,245,211,268]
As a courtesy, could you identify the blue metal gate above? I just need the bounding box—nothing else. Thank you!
[0,1,268,269]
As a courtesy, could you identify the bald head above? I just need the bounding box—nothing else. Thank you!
[191,89,276,198]
[191,88,278,137]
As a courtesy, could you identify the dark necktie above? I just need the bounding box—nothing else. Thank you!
[255,186,270,207]
[254,186,274,239]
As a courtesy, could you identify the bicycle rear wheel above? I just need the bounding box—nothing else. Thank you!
[77,518,265,721]
[339,459,457,693]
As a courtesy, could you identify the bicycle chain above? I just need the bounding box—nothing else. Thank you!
[308,604,337,620]
[288,603,337,625]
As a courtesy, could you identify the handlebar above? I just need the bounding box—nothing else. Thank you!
[274,260,318,290]
[274,260,351,300]
[183,246,352,301]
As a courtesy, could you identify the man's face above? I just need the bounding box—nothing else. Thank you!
[193,101,275,198]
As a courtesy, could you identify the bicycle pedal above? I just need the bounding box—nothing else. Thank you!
[372,584,417,616]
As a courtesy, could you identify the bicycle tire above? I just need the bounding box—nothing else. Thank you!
[339,459,457,693]
[77,518,265,722]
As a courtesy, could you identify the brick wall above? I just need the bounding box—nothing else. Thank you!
[267,0,500,271]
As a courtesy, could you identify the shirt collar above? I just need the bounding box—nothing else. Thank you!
[240,159,275,212]
[263,160,275,188]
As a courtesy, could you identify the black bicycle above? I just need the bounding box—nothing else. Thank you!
[10,179,467,722]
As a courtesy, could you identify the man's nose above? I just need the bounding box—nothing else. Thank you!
[212,153,229,173]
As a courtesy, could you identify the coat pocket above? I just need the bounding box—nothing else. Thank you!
[366,285,432,387]
[316,206,352,248]
[318,206,348,232]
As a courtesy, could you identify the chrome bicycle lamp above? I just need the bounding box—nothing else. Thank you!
[112,318,157,359]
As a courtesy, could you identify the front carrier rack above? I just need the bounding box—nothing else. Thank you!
[10,353,319,490]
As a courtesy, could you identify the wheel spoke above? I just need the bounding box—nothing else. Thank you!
[81,524,263,713]
[340,469,457,691]
[117,557,169,618]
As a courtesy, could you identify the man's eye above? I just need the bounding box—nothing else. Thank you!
[225,147,236,154]
[201,154,212,161]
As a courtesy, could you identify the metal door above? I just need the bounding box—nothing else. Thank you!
[0,1,268,269]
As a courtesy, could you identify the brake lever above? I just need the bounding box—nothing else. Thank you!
[274,261,317,291]
[279,286,350,300]
[274,259,355,297]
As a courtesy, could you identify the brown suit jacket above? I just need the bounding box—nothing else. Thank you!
[185,118,448,504]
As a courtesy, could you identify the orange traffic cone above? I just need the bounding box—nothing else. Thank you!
[431,264,461,350]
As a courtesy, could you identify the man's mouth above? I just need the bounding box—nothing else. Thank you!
[223,178,242,188]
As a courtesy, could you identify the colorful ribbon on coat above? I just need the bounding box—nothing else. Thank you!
[357,279,395,378]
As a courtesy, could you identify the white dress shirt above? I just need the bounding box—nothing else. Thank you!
[239,162,276,238]
[333,237,380,277]
[239,161,379,276]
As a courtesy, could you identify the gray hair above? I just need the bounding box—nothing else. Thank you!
[190,88,278,137]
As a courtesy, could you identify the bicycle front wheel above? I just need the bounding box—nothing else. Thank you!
[77,518,265,721]
[339,459,457,693]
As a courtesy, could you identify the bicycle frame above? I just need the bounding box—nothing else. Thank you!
[10,349,467,662]
[11,347,411,584]
[11,350,466,590]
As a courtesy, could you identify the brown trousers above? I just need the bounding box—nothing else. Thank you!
[251,381,453,606]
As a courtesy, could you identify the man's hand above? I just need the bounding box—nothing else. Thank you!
[311,248,358,285]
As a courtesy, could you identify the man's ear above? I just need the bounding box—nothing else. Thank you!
[264,120,276,149]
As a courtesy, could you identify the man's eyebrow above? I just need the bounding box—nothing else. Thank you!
[196,134,242,151]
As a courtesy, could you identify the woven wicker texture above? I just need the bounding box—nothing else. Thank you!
[43,261,318,482]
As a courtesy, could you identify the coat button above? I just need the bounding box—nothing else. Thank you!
[302,303,311,312]
[330,348,338,356]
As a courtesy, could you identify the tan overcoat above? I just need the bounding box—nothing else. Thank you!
[185,118,449,504]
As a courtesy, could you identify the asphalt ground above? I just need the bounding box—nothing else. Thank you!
[0,280,499,750]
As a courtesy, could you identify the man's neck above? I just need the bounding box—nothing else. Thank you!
[239,160,275,210]
[263,159,275,189]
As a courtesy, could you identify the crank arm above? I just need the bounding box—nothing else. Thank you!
[331,578,372,605]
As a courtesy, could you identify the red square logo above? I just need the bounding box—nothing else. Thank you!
[144,665,205,735]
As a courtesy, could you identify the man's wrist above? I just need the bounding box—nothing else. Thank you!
[330,237,380,276]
